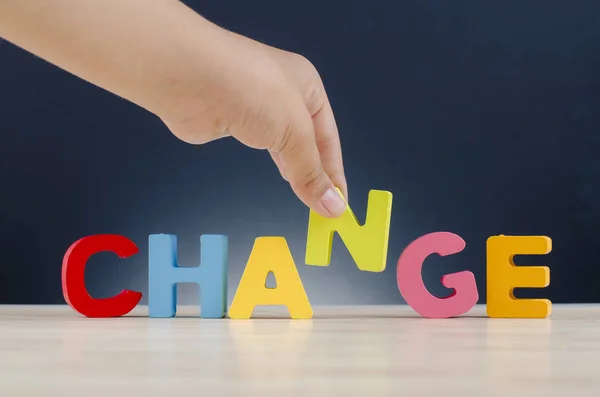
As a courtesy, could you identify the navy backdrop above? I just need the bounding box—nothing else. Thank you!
[1,0,599,305]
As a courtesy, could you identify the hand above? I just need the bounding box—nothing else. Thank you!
[159,27,348,218]
[0,0,348,218]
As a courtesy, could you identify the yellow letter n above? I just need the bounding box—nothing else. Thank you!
[305,189,392,272]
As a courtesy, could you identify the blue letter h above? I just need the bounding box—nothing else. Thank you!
[148,234,228,318]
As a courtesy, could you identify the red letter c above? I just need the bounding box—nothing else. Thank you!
[62,234,142,317]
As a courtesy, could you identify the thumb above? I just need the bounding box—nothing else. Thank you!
[273,106,347,218]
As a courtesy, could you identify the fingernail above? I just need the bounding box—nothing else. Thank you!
[319,188,347,217]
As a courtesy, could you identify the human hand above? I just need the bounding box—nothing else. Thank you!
[159,27,348,218]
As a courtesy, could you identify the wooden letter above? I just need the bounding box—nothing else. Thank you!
[148,234,228,318]
[229,237,312,319]
[62,234,142,318]
[487,235,552,318]
[305,189,392,272]
[397,232,478,318]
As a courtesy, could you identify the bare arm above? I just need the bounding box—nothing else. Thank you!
[0,0,221,117]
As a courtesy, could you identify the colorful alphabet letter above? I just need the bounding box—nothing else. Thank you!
[396,232,479,318]
[486,235,552,318]
[305,189,393,272]
[62,234,142,318]
[229,237,313,319]
[148,234,228,318]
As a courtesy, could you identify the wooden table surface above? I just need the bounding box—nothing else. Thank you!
[0,304,598,396]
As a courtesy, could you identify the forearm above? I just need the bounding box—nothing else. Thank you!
[0,0,224,117]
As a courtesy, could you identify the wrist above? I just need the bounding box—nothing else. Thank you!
[124,3,231,121]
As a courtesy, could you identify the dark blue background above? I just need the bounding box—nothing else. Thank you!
[1,0,599,305]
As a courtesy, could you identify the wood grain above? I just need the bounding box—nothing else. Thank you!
[0,304,598,396]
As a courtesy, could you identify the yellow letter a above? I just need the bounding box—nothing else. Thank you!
[305,189,392,272]
[229,237,313,319]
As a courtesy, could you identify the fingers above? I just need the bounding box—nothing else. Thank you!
[273,103,347,218]
[269,151,288,181]
[311,92,348,202]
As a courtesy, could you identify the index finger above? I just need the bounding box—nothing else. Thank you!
[312,92,348,201]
